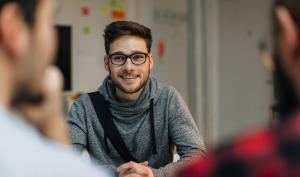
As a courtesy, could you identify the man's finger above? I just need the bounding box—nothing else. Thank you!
[131,166,150,176]
[139,161,148,166]
[118,161,135,172]
[123,174,141,177]
[118,161,136,177]
[42,66,64,119]
[42,66,63,101]
[119,164,151,177]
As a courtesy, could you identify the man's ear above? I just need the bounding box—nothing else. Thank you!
[276,7,299,70]
[149,53,154,70]
[0,3,29,59]
[104,55,110,72]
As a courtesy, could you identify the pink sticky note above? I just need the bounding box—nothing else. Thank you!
[81,6,90,16]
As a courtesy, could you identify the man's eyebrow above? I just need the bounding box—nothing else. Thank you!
[109,51,126,55]
[110,51,147,55]
[130,50,147,53]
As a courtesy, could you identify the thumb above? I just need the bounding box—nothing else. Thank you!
[140,161,149,166]
[42,66,64,116]
[42,66,64,103]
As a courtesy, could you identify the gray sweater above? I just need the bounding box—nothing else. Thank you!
[67,77,206,177]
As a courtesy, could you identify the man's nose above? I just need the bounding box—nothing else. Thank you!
[123,57,134,70]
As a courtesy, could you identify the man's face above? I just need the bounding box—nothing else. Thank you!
[104,35,153,94]
[14,0,57,103]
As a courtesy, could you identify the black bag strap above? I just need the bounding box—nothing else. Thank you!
[88,92,138,162]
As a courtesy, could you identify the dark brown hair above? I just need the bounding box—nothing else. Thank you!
[103,21,152,54]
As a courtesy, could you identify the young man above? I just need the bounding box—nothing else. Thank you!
[0,0,109,176]
[67,21,206,177]
[178,0,300,176]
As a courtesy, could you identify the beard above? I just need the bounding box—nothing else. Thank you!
[109,64,150,94]
[113,74,148,94]
[11,83,44,107]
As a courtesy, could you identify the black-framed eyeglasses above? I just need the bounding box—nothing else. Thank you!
[107,52,149,66]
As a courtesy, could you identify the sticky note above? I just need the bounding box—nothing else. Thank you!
[112,10,125,20]
[115,3,124,11]
[100,6,110,16]
[176,69,183,78]
[110,0,118,7]
[83,26,91,34]
[158,41,166,57]
[158,58,165,64]
[81,6,90,16]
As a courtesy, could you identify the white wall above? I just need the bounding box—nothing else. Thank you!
[151,0,189,101]
[209,0,273,142]
[188,0,274,145]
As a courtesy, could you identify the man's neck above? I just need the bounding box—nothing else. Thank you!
[115,87,144,102]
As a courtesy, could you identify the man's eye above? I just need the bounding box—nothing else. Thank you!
[113,56,125,60]
[132,54,145,60]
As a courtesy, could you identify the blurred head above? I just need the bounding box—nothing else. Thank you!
[0,0,57,106]
[272,0,300,122]
[103,21,153,96]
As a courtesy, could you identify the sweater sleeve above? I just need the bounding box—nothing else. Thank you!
[152,87,207,177]
[66,98,88,151]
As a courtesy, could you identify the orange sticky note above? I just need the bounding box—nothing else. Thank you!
[158,41,166,57]
[112,10,125,19]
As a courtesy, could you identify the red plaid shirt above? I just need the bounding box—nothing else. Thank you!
[178,112,300,177]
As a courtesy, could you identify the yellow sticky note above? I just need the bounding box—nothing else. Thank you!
[100,6,109,16]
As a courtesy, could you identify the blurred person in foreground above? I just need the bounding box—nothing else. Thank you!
[0,0,109,176]
[178,0,300,176]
